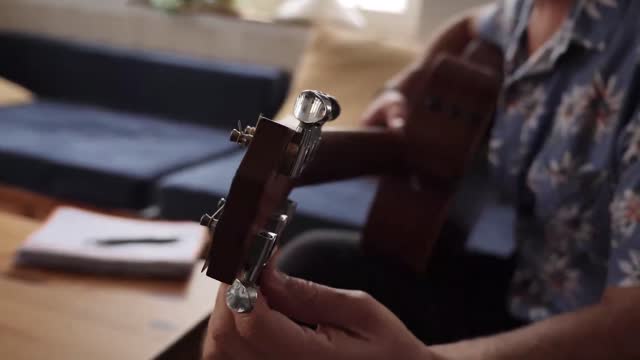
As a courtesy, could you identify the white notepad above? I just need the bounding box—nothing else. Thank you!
[15,207,207,279]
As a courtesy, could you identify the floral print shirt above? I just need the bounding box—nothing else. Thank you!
[477,0,640,321]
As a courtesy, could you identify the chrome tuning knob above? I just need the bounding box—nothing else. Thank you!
[283,90,341,178]
[224,200,296,313]
[293,90,340,125]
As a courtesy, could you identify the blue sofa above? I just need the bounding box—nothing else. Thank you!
[0,31,290,209]
[155,142,516,252]
[0,31,516,256]
[156,151,379,237]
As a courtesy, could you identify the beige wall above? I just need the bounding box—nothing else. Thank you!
[0,0,492,68]
[282,0,493,44]
[418,0,493,40]
[0,0,310,71]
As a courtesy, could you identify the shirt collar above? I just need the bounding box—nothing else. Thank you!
[505,0,626,85]
[570,0,626,51]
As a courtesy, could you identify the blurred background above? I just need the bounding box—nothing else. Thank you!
[0,0,496,236]
[0,1,497,359]
[0,0,491,72]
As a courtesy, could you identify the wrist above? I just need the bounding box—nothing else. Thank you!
[429,339,498,360]
[423,344,452,360]
[429,345,454,360]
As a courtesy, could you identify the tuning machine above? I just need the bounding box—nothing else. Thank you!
[293,90,340,125]
[230,121,256,147]
[224,199,296,313]
[282,90,341,178]
[199,198,226,272]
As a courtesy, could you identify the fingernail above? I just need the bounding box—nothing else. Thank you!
[389,117,405,129]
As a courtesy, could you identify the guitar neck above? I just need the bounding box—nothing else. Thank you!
[297,127,407,186]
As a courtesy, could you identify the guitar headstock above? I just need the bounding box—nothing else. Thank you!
[200,90,340,312]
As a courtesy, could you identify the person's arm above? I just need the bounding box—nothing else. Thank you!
[203,263,640,360]
[432,60,640,358]
[431,287,640,359]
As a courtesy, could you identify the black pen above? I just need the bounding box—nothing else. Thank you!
[91,238,179,246]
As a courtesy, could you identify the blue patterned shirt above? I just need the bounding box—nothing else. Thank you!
[477,0,640,321]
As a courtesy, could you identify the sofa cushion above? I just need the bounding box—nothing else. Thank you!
[0,101,236,209]
[465,203,516,258]
[0,31,290,128]
[156,152,378,237]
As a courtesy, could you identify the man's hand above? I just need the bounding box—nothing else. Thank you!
[203,264,431,359]
[359,89,409,129]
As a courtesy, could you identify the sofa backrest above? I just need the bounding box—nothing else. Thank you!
[0,31,290,128]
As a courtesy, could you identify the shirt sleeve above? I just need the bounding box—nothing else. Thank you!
[474,0,521,52]
[608,58,640,288]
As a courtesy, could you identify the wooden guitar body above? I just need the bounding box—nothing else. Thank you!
[362,43,504,272]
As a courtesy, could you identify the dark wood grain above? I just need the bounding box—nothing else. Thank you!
[297,127,407,186]
[206,118,296,284]
[362,41,503,272]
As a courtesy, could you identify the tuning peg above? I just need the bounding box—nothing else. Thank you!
[293,90,340,125]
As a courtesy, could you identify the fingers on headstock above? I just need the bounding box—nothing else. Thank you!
[203,90,339,284]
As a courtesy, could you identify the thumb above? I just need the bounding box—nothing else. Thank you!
[260,264,382,332]
[384,100,408,130]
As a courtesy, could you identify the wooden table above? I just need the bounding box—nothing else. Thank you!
[0,211,220,359]
[0,77,32,107]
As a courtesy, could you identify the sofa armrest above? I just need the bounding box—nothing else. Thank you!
[0,31,290,128]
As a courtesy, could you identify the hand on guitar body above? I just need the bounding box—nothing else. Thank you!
[203,262,433,360]
[359,88,409,130]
